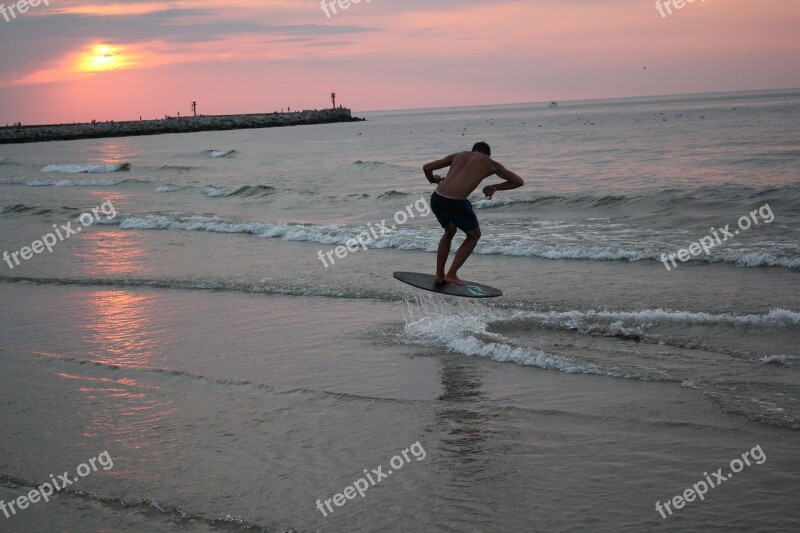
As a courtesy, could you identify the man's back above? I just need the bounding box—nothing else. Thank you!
[434,151,496,200]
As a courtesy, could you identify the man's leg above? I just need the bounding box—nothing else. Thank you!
[436,223,457,284]
[445,228,481,286]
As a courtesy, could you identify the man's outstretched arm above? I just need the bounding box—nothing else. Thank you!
[483,162,524,198]
[423,154,455,184]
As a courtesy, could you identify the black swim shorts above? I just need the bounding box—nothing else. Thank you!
[430,191,480,232]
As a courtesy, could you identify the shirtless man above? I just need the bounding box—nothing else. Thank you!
[424,142,524,286]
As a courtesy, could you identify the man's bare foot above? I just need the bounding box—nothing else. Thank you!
[434,275,445,285]
[444,274,466,286]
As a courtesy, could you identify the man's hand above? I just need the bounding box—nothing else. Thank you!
[424,155,455,184]
[483,163,524,198]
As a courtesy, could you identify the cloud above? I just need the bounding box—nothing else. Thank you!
[0,3,376,86]
[0,0,798,122]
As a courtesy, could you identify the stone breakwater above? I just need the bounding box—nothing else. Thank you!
[0,108,363,144]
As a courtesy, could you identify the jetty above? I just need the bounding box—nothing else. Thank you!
[0,108,363,144]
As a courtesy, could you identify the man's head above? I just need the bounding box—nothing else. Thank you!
[472,142,491,156]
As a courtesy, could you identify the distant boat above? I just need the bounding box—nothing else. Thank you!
[547,101,559,108]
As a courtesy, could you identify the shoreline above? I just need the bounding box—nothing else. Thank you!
[0,108,363,144]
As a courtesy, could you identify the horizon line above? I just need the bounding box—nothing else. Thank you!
[356,86,800,115]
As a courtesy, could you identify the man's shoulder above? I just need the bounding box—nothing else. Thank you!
[473,152,497,168]
[454,151,486,160]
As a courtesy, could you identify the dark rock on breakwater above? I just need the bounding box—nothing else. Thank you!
[0,108,364,144]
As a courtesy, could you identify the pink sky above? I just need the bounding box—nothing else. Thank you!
[1,0,799,124]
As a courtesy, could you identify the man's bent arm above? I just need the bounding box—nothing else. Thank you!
[423,154,455,184]
[490,162,524,191]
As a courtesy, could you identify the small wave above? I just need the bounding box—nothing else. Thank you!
[500,307,800,356]
[472,183,800,212]
[378,190,409,199]
[352,160,412,172]
[103,211,398,252]
[478,238,800,270]
[474,194,630,210]
[718,250,800,270]
[0,203,32,215]
[681,379,701,389]
[41,163,131,174]
[401,296,648,379]
[154,184,184,193]
[354,160,388,168]
[202,185,277,198]
[761,355,797,366]
[159,165,196,172]
[230,185,277,198]
[24,178,129,187]
[400,298,799,429]
[478,242,655,262]
[108,213,438,252]
[98,211,800,270]
[202,185,235,198]
[0,204,79,216]
[115,214,340,244]
[0,275,394,302]
[0,472,267,531]
[205,149,237,158]
[510,307,800,333]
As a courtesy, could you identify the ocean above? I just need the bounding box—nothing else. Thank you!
[1,89,799,531]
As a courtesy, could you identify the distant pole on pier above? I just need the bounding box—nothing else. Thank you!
[191,101,197,117]
[331,92,336,109]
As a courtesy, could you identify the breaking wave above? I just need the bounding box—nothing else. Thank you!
[41,163,131,174]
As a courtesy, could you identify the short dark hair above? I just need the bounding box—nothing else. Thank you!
[472,141,491,156]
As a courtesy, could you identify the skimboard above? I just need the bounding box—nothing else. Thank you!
[393,271,502,298]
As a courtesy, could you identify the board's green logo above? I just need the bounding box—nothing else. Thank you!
[466,285,485,296]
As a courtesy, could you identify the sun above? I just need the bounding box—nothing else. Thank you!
[78,44,127,72]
